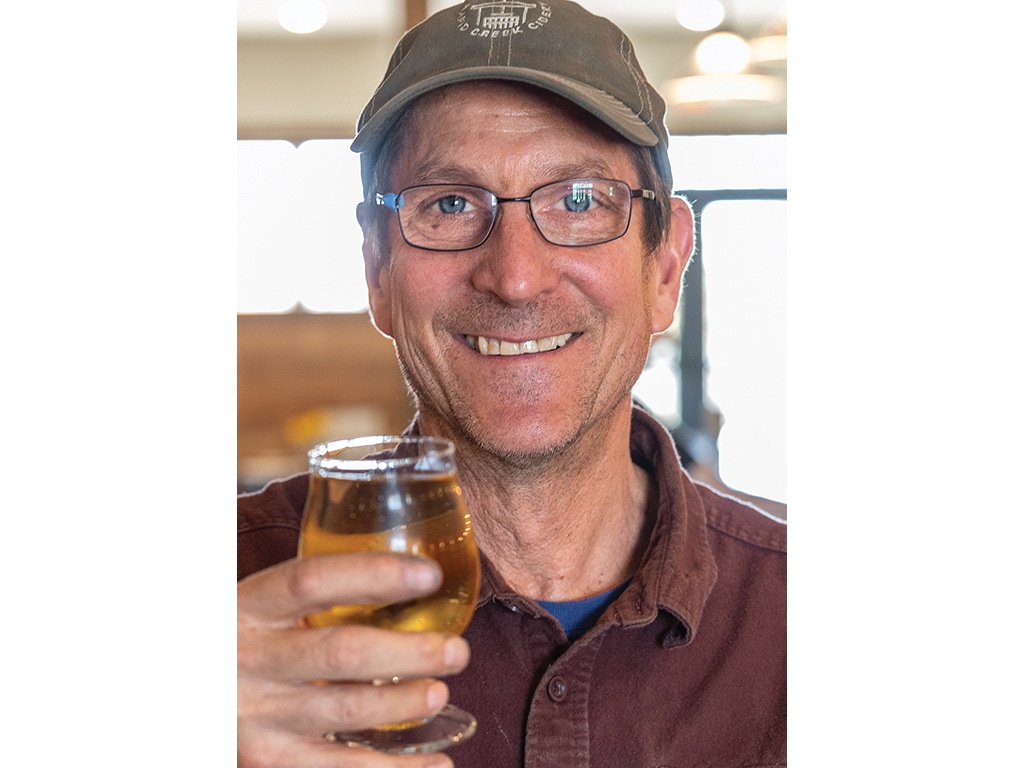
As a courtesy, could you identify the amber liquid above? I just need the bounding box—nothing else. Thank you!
[299,471,480,633]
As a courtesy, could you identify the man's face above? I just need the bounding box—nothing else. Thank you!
[362,82,687,462]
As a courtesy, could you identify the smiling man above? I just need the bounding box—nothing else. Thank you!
[360,83,684,468]
[238,3,786,767]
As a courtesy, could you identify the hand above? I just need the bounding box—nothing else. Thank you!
[238,553,471,767]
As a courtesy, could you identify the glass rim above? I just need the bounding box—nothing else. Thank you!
[307,434,455,474]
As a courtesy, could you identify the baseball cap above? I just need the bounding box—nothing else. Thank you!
[351,0,672,193]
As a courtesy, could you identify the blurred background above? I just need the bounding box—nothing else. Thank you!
[238,0,786,140]
[237,0,787,508]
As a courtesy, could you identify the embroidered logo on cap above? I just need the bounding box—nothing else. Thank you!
[457,2,552,38]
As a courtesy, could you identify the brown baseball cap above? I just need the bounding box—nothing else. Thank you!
[351,0,672,193]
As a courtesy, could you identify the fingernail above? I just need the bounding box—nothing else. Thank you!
[404,558,441,591]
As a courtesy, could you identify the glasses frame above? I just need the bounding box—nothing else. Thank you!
[374,177,656,252]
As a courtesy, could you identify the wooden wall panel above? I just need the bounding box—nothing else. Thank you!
[237,312,416,489]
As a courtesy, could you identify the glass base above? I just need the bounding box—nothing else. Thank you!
[325,704,477,754]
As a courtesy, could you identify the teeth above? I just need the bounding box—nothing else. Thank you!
[473,333,572,356]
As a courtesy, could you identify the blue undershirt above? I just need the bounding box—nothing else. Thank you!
[537,580,631,641]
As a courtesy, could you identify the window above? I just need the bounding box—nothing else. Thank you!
[237,139,368,313]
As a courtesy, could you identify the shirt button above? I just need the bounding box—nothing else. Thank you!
[547,676,568,702]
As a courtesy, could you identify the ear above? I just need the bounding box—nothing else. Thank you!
[357,201,394,338]
[649,196,694,334]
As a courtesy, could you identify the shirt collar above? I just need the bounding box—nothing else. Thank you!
[467,406,719,646]
[610,406,719,646]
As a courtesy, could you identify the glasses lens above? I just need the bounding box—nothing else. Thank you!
[398,185,496,250]
[531,179,631,246]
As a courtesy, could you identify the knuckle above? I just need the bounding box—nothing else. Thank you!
[236,638,272,679]
[325,684,376,730]
[286,557,328,602]
[322,627,374,674]
[236,629,270,674]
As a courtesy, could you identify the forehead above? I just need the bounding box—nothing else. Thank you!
[390,81,637,184]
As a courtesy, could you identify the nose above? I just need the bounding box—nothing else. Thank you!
[469,201,560,305]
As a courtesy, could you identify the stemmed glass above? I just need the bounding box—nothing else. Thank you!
[298,435,481,754]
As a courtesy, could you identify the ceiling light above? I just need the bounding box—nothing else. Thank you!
[749,34,788,66]
[665,74,785,105]
[277,0,328,34]
[695,32,751,75]
[676,0,725,32]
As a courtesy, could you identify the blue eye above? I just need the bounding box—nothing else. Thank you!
[563,189,593,213]
[437,195,469,214]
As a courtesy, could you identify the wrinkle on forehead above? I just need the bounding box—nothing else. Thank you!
[393,81,634,189]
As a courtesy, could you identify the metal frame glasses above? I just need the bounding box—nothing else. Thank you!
[375,177,655,252]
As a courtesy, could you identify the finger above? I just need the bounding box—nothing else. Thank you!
[239,727,455,768]
[239,553,443,626]
[253,677,451,736]
[243,624,470,684]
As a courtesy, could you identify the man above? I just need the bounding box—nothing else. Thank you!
[238,2,786,767]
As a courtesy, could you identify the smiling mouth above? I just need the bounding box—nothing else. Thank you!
[462,332,574,356]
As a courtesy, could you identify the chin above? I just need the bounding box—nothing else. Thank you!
[460,410,584,465]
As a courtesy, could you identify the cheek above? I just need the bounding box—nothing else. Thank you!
[576,256,651,322]
[386,257,458,338]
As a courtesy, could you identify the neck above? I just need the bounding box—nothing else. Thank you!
[425,404,656,602]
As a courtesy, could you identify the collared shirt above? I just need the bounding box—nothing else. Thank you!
[238,407,787,767]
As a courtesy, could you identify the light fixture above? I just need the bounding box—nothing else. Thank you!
[663,27,786,108]
[676,0,725,32]
[695,31,750,74]
[664,4,787,112]
[665,74,784,105]
[277,0,328,34]
[749,34,788,68]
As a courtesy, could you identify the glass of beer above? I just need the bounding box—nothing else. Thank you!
[298,435,480,754]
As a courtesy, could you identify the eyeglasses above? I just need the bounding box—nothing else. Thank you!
[375,178,655,252]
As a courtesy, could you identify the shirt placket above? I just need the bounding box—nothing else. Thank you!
[521,627,605,768]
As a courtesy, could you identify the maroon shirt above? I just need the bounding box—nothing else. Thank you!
[238,408,787,767]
